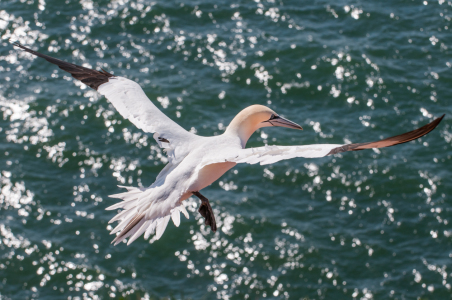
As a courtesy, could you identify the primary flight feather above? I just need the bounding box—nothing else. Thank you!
[13,42,444,245]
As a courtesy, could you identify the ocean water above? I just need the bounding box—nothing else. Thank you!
[0,0,451,299]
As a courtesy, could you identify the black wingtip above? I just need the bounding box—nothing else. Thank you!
[430,114,445,129]
[11,41,26,49]
[12,42,114,90]
[327,114,446,156]
[11,41,21,48]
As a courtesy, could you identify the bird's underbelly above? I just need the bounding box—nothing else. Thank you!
[182,162,236,199]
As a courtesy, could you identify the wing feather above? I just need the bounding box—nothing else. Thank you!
[230,115,444,165]
[97,77,190,138]
[326,114,445,155]
[13,42,197,163]
[12,42,112,90]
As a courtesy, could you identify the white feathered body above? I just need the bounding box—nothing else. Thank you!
[106,133,241,245]
[96,77,344,245]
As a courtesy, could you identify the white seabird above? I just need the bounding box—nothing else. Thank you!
[13,43,444,245]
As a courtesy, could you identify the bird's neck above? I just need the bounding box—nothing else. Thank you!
[224,112,259,148]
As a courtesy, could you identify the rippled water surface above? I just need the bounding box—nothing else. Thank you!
[1,0,451,299]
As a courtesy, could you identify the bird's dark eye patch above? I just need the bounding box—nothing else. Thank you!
[262,114,281,125]
[261,114,281,124]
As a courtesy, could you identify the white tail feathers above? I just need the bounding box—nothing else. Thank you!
[171,208,181,227]
[155,216,170,240]
[127,219,149,245]
[144,221,157,239]
[179,205,189,219]
[107,185,189,245]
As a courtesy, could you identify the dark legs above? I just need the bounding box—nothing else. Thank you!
[192,191,217,232]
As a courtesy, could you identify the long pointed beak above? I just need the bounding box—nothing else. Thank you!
[270,116,303,130]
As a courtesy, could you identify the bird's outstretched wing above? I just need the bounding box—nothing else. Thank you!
[229,115,445,165]
[12,42,197,163]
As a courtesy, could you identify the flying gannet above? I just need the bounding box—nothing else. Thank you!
[13,42,444,245]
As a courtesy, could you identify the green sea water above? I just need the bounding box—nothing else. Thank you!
[0,0,451,299]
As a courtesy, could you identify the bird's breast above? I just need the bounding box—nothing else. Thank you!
[189,161,237,192]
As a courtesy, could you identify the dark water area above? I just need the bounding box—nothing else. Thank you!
[0,0,451,299]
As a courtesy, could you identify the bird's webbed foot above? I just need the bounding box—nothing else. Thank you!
[192,191,217,232]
